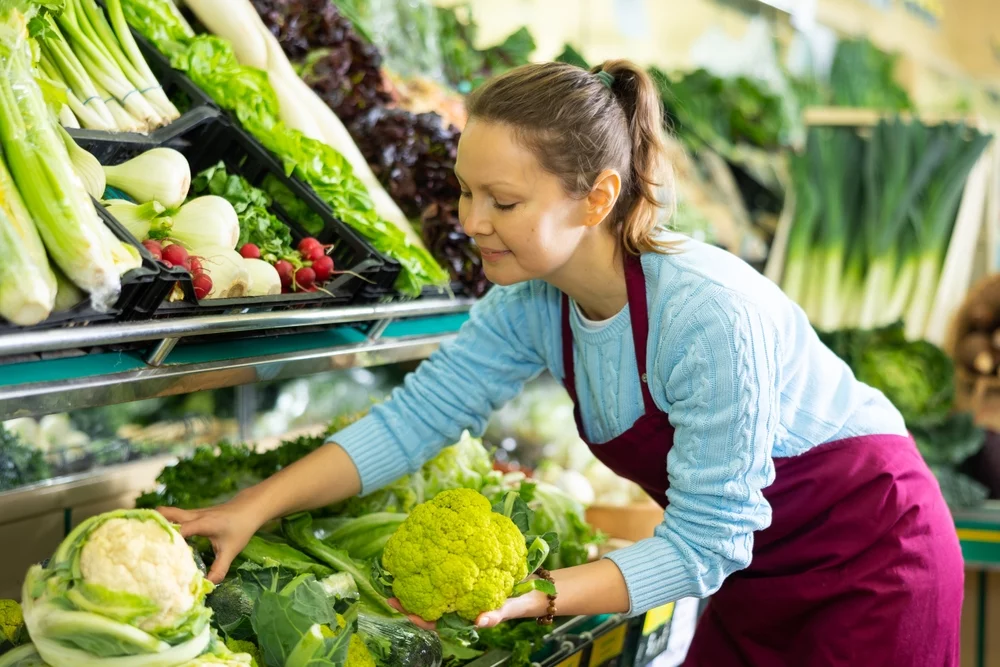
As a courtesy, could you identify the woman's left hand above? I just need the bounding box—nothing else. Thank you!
[388,591,548,631]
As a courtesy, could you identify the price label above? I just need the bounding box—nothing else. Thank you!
[642,603,675,635]
[590,623,628,665]
[555,652,583,667]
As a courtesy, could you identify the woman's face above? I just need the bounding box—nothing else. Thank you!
[455,119,591,286]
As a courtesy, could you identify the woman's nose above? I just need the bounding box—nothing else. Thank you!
[461,206,493,237]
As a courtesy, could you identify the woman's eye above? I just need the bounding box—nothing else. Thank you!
[493,201,517,211]
[459,190,472,199]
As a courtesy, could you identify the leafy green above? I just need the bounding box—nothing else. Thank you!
[476,620,551,667]
[435,4,534,93]
[283,514,396,616]
[356,612,442,667]
[829,38,912,111]
[121,0,447,295]
[0,424,50,492]
[310,513,407,561]
[554,44,588,69]
[191,162,294,262]
[135,434,326,510]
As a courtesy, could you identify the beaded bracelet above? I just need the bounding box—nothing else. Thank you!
[535,567,557,626]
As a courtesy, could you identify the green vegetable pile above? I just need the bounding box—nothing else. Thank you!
[781,119,991,337]
[434,4,535,94]
[819,322,987,507]
[0,424,50,492]
[119,0,447,295]
[133,413,603,667]
[191,163,294,263]
[10,508,255,667]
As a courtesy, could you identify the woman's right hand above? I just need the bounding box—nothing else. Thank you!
[158,495,264,584]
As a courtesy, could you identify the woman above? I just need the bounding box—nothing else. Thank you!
[162,60,963,665]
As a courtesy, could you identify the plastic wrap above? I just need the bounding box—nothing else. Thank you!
[0,8,122,311]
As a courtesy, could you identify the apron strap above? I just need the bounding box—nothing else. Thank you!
[561,253,656,413]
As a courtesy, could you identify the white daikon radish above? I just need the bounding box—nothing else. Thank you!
[104,148,191,208]
[243,258,281,296]
[170,196,240,250]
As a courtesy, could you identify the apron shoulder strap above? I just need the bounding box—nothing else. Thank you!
[561,253,656,413]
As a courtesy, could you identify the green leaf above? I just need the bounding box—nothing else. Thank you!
[510,579,556,598]
[524,536,552,575]
[493,491,531,535]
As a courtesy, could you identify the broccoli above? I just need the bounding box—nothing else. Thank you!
[381,488,530,622]
[0,599,26,651]
[207,579,256,641]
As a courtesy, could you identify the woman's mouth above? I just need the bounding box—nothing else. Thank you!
[479,248,511,263]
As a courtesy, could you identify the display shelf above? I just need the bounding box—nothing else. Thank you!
[0,300,473,421]
[955,501,1000,568]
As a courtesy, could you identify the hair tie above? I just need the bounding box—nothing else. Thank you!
[595,70,614,89]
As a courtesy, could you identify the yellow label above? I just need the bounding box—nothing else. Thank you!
[590,623,628,665]
[555,652,583,667]
[957,528,1000,544]
[642,602,675,635]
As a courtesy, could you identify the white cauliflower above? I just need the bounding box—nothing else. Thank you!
[80,517,200,631]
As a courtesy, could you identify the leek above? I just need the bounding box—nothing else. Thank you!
[0,5,123,311]
[0,149,57,326]
[904,123,992,340]
[779,144,819,315]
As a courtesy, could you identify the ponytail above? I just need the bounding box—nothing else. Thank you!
[467,59,678,256]
[594,60,676,255]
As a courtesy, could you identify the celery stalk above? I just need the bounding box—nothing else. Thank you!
[0,6,122,311]
[0,150,57,326]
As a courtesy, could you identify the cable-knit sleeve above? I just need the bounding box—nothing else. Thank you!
[329,284,551,494]
[605,289,780,614]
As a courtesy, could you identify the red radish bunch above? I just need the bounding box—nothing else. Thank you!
[152,242,213,300]
[270,237,336,293]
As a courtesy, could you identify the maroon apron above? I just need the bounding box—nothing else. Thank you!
[561,255,964,666]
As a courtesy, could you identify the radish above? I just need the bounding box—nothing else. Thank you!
[142,240,162,260]
[298,237,321,254]
[311,255,334,282]
[303,245,326,262]
[239,243,261,259]
[294,266,315,290]
[162,244,189,267]
[189,257,203,275]
[192,273,213,300]
[274,260,294,289]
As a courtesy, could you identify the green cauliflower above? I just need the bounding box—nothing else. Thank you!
[382,488,528,622]
[0,599,26,650]
[346,635,375,667]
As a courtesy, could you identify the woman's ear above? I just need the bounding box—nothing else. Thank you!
[585,169,622,228]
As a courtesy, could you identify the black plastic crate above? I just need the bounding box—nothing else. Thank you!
[65,4,216,145]
[0,203,162,335]
[76,110,385,318]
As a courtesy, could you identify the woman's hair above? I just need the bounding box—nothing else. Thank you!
[465,59,676,255]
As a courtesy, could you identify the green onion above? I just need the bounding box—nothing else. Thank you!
[0,4,124,311]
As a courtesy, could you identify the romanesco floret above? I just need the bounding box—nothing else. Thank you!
[382,488,528,622]
[347,634,376,667]
[223,638,260,667]
[0,599,25,647]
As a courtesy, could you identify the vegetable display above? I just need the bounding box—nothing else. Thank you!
[779,120,991,337]
[17,508,256,667]
[0,424,51,492]
[0,3,141,317]
[133,418,604,667]
[247,0,486,296]
[377,488,552,623]
[119,0,447,295]
[34,0,181,133]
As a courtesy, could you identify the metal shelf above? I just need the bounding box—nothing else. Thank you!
[0,298,474,421]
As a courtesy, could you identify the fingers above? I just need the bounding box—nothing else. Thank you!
[156,506,197,524]
[388,599,437,631]
[177,516,211,540]
[206,546,237,585]
[475,612,501,629]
